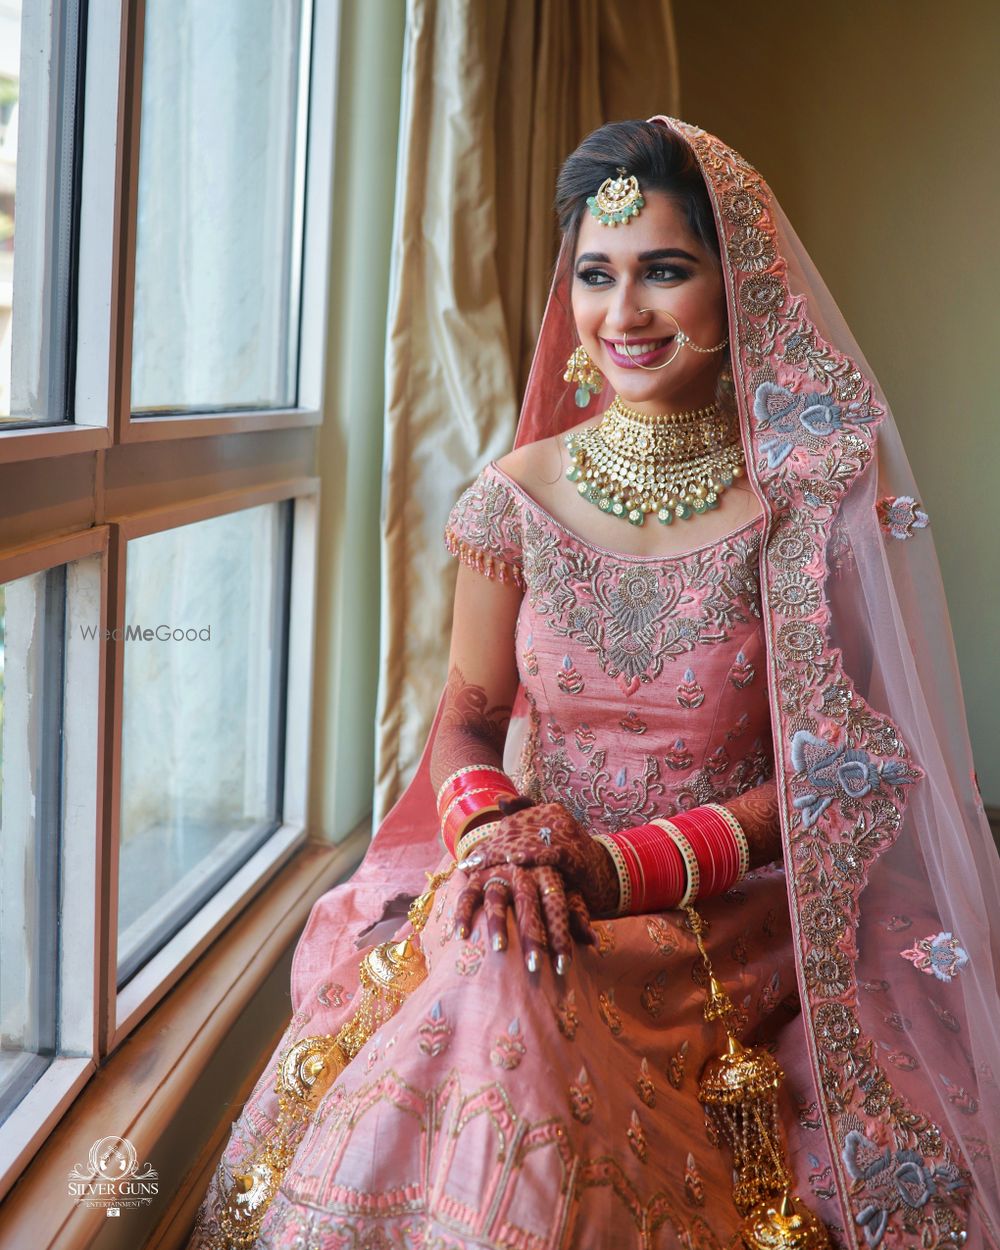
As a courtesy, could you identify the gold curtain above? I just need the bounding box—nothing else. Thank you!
[374,0,679,824]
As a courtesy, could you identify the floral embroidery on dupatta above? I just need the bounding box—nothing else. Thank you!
[900,932,969,983]
[876,495,930,541]
[671,119,967,1249]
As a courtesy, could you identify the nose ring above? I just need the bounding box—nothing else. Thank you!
[620,308,729,371]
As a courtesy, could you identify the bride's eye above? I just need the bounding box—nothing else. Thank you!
[575,263,691,287]
[647,264,689,282]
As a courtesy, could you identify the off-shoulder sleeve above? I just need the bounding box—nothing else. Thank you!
[444,464,525,590]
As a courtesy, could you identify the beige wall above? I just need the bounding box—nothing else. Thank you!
[675,0,1000,803]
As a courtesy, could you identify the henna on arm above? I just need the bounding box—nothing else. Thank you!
[429,664,513,806]
[430,664,512,786]
[723,778,782,869]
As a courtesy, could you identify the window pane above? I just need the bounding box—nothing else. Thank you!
[0,566,65,1126]
[117,503,291,983]
[130,0,308,416]
[0,0,82,426]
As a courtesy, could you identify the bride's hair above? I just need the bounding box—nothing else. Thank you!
[554,120,720,260]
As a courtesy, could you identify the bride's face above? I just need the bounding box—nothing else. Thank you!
[571,189,728,414]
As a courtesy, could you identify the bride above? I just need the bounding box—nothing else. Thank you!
[189,117,1000,1250]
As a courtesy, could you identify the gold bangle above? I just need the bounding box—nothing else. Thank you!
[456,819,501,860]
[650,818,700,907]
[593,832,631,914]
[704,803,751,882]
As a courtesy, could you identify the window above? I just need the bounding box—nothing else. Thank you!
[117,502,292,982]
[0,0,337,1196]
[0,0,83,428]
[131,0,308,415]
[0,566,65,1122]
[0,534,104,1177]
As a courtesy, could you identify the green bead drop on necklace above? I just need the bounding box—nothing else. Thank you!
[564,395,745,528]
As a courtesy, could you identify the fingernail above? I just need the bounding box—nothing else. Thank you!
[454,924,469,941]
[555,954,569,976]
[526,950,540,973]
[457,855,482,870]
[492,934,506,952]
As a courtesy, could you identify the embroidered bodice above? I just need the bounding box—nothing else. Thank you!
[446,463,773,835]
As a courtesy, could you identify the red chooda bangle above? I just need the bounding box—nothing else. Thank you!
[597,823,686,914]
[436,766,519,857]
[598,803,749,914]
[666,805,749,900]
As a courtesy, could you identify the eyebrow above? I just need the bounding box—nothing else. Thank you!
[575,247,700,265]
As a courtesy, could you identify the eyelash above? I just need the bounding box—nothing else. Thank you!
[575,265,690,287]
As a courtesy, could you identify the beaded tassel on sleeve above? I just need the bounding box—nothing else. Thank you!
[444,526,525,589]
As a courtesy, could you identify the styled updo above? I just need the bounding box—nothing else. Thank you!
[554,120,720,260]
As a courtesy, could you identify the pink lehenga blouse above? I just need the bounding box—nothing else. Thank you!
[189,465,809,1250]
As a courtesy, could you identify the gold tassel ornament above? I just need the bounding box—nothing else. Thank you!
[212,865,454,1249]
[685,907,830,1250]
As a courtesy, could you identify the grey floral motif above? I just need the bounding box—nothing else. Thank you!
[776,621,824,662]
[876,495,930,541]
[803,946,851,998]
[790,729,915,828]
[721,188,763,225]
[752,380,874,469]
[900,931,969,983]
[841,1129,964,1247]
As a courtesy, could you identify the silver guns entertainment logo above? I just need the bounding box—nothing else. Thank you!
[67,1136,158,1215]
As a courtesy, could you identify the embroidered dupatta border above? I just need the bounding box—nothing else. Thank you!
[665,118,968,1249]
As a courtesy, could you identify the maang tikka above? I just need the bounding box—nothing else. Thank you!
[588,167,645,227]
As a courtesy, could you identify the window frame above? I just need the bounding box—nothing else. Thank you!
[0,0,336,463]
[107,477,320,1051]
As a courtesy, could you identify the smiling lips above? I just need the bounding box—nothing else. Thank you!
[602,337,675,368]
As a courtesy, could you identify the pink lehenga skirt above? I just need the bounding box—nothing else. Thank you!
[189,858,799,1250]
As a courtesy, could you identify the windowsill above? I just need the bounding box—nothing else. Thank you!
[0,825,369,1249]
[0,423,112,464]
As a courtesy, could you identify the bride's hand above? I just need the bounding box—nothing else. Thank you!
[459,800,619,915]
[451,862,596,974]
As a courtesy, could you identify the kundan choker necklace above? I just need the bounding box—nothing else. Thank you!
[565,395,745,527]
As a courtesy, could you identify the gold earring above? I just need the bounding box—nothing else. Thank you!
[564,346,604,408]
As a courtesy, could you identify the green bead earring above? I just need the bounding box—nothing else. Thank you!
[564,346,604,408]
